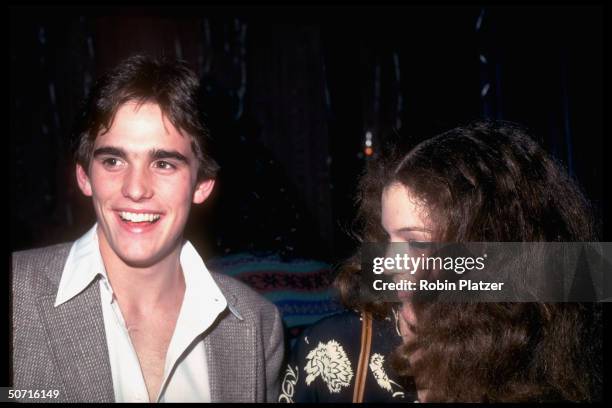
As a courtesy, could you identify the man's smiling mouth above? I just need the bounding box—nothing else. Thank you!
[118,211,161,223]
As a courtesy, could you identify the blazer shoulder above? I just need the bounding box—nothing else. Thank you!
[211,271,279,315]
[12,242,72,259]
[11,242,73,293]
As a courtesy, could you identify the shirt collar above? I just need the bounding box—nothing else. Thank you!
[163,241,230,366]
[178,239,228,320]
[54,224,241,321]
[55,224,107,307]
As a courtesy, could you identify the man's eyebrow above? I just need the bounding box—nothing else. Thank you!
[150,149,190,164]
[92,146,190,165]
[93,146,127,158]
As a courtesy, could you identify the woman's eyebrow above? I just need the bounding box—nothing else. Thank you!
[395,227,433,233]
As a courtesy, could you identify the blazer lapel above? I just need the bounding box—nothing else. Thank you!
[37,279,115,402]
[205,296,257,402]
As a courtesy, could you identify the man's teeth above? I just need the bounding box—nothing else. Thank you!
[119,212,161,223]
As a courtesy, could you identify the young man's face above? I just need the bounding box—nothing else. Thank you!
[76,102,214,268]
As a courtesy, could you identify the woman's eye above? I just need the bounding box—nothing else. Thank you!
[409,240,432,250]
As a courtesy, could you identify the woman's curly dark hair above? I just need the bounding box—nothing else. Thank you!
[334,120,602,402]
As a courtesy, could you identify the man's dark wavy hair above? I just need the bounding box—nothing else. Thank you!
[73,54,219,180]
[334,120,602,402]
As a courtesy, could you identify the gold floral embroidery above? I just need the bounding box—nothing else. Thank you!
[304,340,353,393]
[369,353,405,398]
[279,364,299,403]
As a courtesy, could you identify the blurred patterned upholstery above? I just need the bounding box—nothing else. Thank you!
[207,252,344,342]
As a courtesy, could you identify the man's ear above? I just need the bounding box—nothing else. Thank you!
[193,179,215,204]
[76,163,93,197]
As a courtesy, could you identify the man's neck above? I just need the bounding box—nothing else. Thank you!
[97,230,186,314]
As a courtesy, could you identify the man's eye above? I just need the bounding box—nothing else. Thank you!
[155,161,176,170]
[102,158,122,167]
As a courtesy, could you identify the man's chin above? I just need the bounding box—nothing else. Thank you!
[114,247,167,268]
[119,255,160,269]
[115,242,181,269]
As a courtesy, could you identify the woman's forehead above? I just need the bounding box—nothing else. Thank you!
[381,183,430,231]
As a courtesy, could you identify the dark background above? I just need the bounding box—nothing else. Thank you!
[6,4,609,395]
[10,5,605,263]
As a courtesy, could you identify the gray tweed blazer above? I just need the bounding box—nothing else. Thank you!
[11,243,284,403]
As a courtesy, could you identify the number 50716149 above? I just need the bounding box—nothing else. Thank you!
[7,389,60,399]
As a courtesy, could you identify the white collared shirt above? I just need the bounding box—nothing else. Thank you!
[54,224,229,402]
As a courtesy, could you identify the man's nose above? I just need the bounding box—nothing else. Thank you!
[121,166,153,201]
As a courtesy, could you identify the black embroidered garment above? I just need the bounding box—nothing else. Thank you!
[279,310,418,403]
